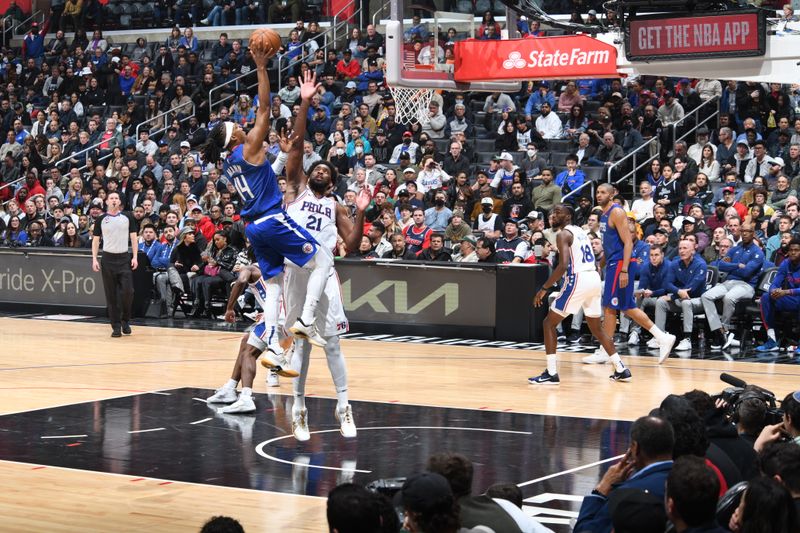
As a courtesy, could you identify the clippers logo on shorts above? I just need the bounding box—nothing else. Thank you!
[611,297,618,306]
[302,243,314,254]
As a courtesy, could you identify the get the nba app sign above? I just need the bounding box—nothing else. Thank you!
[626,11,766,60]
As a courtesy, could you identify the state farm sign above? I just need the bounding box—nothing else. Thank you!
[454,36,619,82]
[626,11,766,61]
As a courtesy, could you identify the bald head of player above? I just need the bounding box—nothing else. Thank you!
[307,160,339,195]
[551,204,574,230]
[595,183,616,209]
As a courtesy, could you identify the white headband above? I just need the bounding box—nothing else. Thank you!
[223,122,234,149]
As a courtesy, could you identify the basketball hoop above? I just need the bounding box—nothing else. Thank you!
[387,85,434,126]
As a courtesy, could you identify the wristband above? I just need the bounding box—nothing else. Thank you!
[621,270,628,273]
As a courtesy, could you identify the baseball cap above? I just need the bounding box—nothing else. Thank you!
[683,216,696,225]
[111,56,120,64]
[397,189,410,197]
[481,197,494,206]
[654,228,670,236]
[773,157,785,167]
[663,91,672,98]
[221,216,234,224]
[345,81,357,89]
[461,234,477,246]
[640,90,652,97]
[375,128,385,136]
[588,9,597,15]
[402,131,413,138]
[367,58,378,66]
[715,199,728,206]
[90,198,104,207]
[158,139,168,146]
[679,78,690,85]
[494,152,514,162]
[611,92,623,98]
[397,473,453,515]
[80,66,92,76]
[525,210,541,220]
[609,489,667,533]
[723,186,735,194]
[180,141,191,148]
[186,194,199,203]
[190,205,202,212]
[60,216,72,224]
[539,81,550,89]
[178,227,195,240]
[402,167,416,175]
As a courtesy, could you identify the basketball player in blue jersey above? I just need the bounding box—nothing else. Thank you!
[200,45,333,375]
[531,204,626,383]
[585,183,676,370]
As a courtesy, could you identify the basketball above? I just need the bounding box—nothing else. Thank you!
[249,28,282,58]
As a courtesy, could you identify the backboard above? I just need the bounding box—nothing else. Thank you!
[384,2,521,93]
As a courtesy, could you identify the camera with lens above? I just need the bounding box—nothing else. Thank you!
[716,373,784,426]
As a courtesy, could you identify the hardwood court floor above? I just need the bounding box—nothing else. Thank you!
[1,316,798,532]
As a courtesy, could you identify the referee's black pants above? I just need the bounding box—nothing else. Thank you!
[101,252,135,328]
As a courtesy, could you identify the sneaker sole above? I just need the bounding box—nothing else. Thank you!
[610,376,632,382]
[289,325,327,347]
[293,430,310,442]
[259,358,300,378]
[528,380,561,385]
[582,358,610,365]
[207,397,238,404]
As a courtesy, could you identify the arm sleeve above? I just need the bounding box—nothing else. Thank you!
[92,215,104,237]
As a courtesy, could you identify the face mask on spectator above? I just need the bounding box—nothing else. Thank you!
[336,148,344,156]
[527,149,536,157]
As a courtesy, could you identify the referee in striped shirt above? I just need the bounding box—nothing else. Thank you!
[92,192,139,337]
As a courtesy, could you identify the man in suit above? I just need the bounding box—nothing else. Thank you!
[575,415,675,533]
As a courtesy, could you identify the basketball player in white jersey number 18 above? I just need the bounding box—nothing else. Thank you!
[279,70,370,440]
[531,204,630,384]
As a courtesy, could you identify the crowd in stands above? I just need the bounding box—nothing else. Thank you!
[0,5,799,345]
[202,387,800,532]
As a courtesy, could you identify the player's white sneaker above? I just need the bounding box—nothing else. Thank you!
[292,409,310,441]
[217,395,256,414]
[646,337,659,349]
[628,331,640,345]
[207,387,238,403]
[260,348,299,378]
[290,318,327,347]
[335,405,357,438]
[658,333,677,364]
[266,371,280,387]
[582,349,610,364]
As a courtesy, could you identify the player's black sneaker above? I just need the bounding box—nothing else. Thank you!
[528,370,560,385]
[610,368,632,382]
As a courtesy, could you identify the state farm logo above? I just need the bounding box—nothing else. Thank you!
[503,51,527,69]
[501,47,611,69]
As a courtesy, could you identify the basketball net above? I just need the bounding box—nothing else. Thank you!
[387,86,434,126]
[386,53,434,126]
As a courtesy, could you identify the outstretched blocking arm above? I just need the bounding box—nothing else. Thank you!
[286,71,320,193]
[336,185,371,252]
[243,48,273,165]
